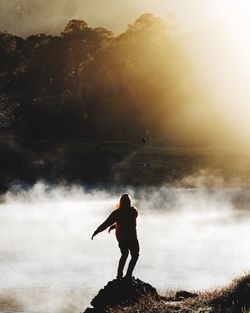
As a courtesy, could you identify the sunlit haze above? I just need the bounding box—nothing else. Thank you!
[183,0,250,144]
[1,1,250,144]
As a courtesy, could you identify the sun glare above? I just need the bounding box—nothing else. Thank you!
[182,0,250,144]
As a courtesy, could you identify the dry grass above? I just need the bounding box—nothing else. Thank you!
[106,272,250,313]
[106,292,212,313]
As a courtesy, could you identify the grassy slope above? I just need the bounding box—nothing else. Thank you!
[2,137,250,187]
[60,140,250,186]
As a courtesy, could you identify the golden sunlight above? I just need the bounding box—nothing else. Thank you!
[179,0,250,145]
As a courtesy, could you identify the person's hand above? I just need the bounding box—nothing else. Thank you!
[91,231,97,240]
[108,225,115,233]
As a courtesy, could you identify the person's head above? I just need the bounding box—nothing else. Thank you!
[117,193,131,209]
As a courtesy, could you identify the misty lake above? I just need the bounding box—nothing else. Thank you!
[0,183,250,312]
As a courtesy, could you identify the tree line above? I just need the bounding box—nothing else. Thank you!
[0,14,194,143]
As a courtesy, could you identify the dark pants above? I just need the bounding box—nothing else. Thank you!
[117,238,140,278]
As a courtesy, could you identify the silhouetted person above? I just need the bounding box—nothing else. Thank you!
[92,194,139,279]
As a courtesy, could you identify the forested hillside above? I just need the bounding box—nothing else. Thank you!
[0,14,192,143]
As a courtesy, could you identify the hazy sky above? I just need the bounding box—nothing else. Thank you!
[0,0,234,36]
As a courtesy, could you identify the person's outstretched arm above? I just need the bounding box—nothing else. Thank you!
[91,211,117,240]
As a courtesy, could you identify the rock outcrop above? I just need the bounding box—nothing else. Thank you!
[84,274,250,313]
[84,277,160,312]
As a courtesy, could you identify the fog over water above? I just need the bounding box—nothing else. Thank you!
[1,182,250,312]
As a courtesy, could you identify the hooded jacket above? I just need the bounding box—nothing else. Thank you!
[94,206,138,241]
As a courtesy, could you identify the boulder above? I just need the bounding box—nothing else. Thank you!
[84,277,160,312]
[175,290,198,300]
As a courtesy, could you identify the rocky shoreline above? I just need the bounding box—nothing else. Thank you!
[84,274,250,313]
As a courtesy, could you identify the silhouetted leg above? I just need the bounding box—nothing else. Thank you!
[117,241,129,279]
[125,239,140,278]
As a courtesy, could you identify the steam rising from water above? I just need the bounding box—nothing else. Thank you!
[1,182,250,312]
